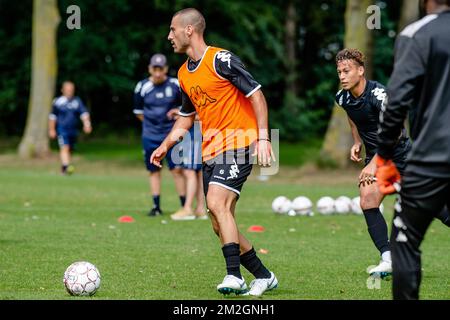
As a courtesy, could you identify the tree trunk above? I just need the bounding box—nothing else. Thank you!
[18,0,60,158]
[320,0,373,168]
[285,0,298,98]
[398,0,419,32]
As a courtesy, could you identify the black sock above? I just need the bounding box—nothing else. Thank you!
[436,207,450,227]
[363,208,390,254]
[61,165,68,173]
[152,195,160,209]
[222,243,242,279]
[180,195,186,207]
[240,247,271,279]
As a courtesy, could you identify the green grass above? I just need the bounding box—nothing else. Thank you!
[277,139,323,167]
[0,143,449,300]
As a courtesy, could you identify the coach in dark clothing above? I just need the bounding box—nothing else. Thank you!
[376,0,450,300]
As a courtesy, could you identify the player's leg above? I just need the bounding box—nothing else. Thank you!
[169,167,186,206]
[166,143,187,209]
[171,168,196,220]
[170,135,198,220]
[207,185,240,245]
[192,137,206,218]
[207,197,253,248]
[57,133,73,175]
[194,170,207,219]
[60,145,71,172]
[229,200,278,296]
[148,171,162,216]
[209,147,276,296]
[206,184,248,295]
[391,173,448,299]
[183,169,197,212]
[66,134,77,174]
[143,137,163,216]
[360,182,392,277]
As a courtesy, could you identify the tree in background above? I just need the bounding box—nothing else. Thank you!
[271,1,347,142]
[398,0,419,31]
[0,0,402,152]
[285,0,299,97]
[18,0,60,158]
[320,0,373,167]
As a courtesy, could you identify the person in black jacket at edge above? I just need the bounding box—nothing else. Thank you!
[375,0,450,300]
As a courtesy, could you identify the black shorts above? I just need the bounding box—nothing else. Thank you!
[142,137,183,172]
[202,147,254,198]
[366,138,412,175]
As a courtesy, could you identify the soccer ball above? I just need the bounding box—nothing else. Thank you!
[334,196,352,214]
[271,196,292,214]
[316,196,335,215]
[351,196,363,215]
[291,196,313,216]
[63,261,101,296]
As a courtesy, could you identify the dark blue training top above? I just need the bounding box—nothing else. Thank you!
[133,77,182,142]
[49,96,89,134]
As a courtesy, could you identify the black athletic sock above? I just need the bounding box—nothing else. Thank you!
[436,207,450,227]
[180,195,186,207]
[61,165,68,173]
[152,195,160,209]
[363,208,390,254]
[240,247,271,279]
[222,243,242,279]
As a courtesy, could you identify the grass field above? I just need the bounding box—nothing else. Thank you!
[0,140,448,300]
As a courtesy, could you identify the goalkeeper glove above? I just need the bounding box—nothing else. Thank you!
[375,155,401,195]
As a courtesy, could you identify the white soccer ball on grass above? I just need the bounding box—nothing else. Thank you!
[291,196,314,216]
[271,196,292,215]
[316,196,335,215]
[351,196,363,215]
[63,261,101,296]
[334,196,352,214]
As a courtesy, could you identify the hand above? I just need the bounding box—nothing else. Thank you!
[252,139,276,167]
[375,155,401,195]
[358,160,377,187]
[83,125,92,134]
[49,129,57,139]
[150,145,168,168]
[350,143,362,162]
[166,108,180,120]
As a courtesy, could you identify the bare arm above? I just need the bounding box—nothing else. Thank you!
[48,119,57,139]
[249,89,274,166]
[348,117,362,162]
[136,114,144,122]
[81,113,92,134]
[249,90,269,140]
[348,117,376,186]
[150,115,195,167]
[348,117,361,145]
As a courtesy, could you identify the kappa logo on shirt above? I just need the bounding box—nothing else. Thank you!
[62,100,79,110]
[216,51,232,69]
[189,86,216,109]
[372,88,387,102]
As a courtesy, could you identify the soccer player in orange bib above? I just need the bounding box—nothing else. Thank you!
[151,8,278,296]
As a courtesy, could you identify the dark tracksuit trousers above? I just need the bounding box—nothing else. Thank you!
[391,171,450,300]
